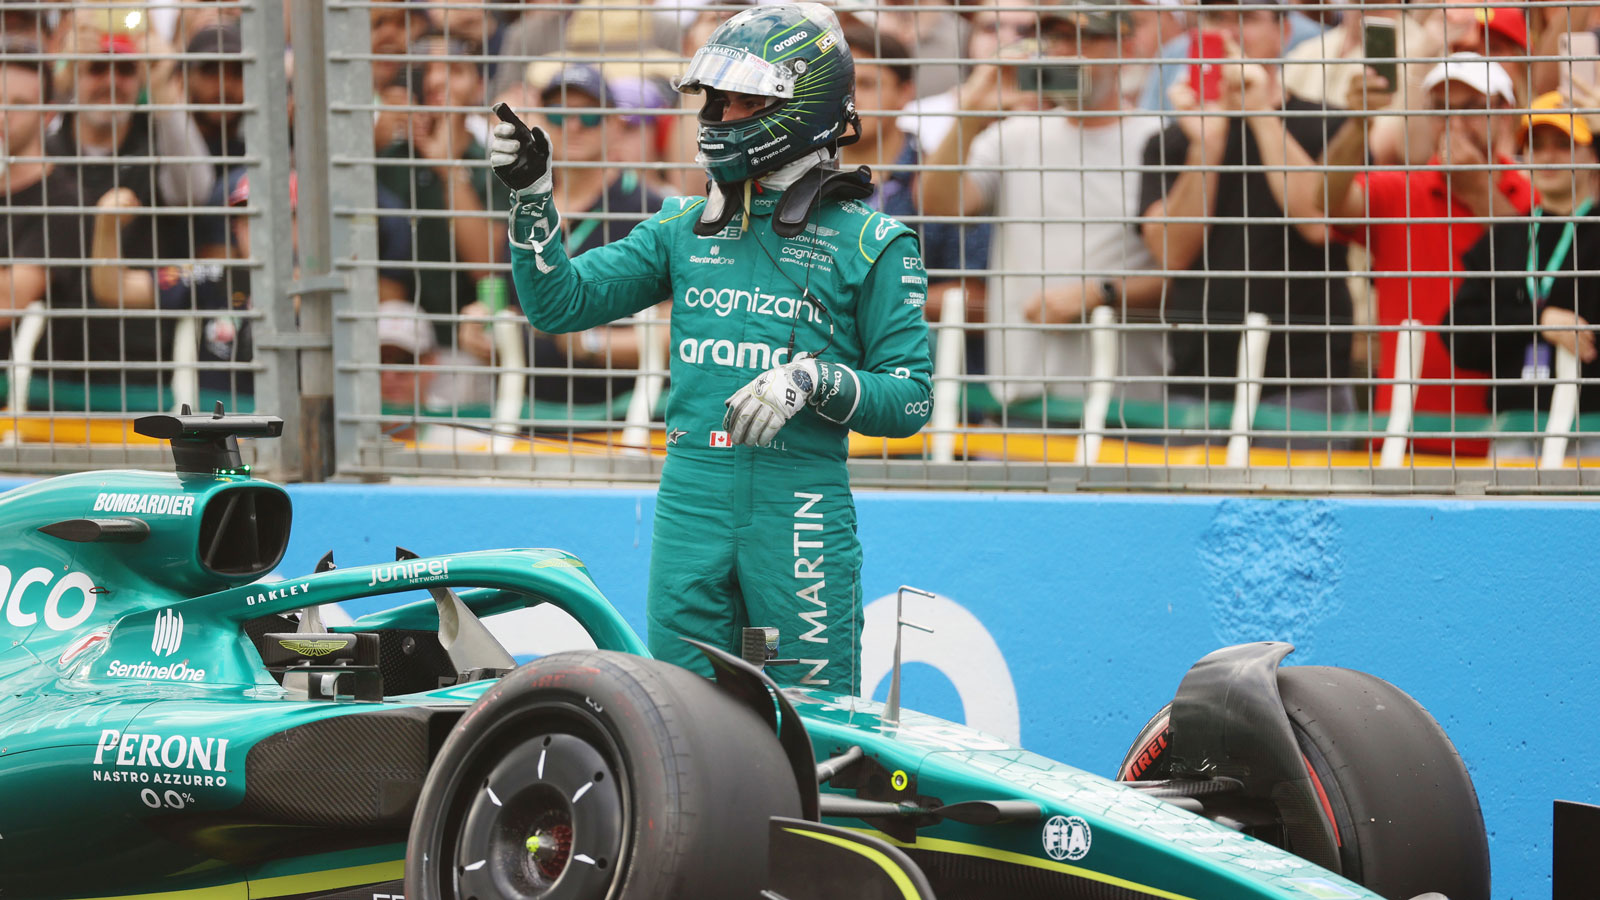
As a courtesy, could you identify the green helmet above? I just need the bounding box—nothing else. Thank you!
[676,3,857,184]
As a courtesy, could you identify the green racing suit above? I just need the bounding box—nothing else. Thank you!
[508,185,932,692]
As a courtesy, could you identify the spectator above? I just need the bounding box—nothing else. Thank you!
[376,33,502,348]
[898,0,1037,152]
[1293,55,1529,454]
[871,0,969,100]
[1371,6,1529,166]
[924,3,1169,409]
[606,74,677,196]
[1280,4,1428,106]
[1138,0,1325,115]
[183,21,246,169]
[460,72,670,413]
[1528,3,1600,98]
[1140,0,1354,436]
[0,37,83,367]
[843,27,917,189]
[1120,0,1188,108]
[427,0,499,58]
[378,299,444,442]
[91,174,251,401]
[44,11,214,399]
[47,9,213,215]
[368,4,426,105]
[844,25,990,374]
[488,2,570,100]
[1445,93,1600,455]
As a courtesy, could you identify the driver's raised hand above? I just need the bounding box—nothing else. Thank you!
[488,103,554,196]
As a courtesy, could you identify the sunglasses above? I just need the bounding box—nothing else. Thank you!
[86,59,140,78]
[546,111,604,128]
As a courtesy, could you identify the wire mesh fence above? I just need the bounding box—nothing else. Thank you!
[4,0,1600,491]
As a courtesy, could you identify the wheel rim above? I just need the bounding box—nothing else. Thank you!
[452,729,626,900]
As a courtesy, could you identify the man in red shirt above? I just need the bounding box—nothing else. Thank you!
[1296,52,1532,454]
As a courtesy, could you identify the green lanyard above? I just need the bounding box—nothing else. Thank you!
[565,171,640,254]
[1526,197,1594,304]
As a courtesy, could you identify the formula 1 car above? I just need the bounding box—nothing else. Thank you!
[0,410,1489,900]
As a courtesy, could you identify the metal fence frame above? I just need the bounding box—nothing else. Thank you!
[5,0,1600,491]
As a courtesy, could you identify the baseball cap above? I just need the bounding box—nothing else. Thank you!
[1470,7,1528,52]
[541,65,611,106]
[608,75,671,125]
[1420,52,1516,107]
[377,301,438,358]
[1046,0,1128,37]
[101,33,138,54]
[185,20,243,56]
[1521,91,1594,146]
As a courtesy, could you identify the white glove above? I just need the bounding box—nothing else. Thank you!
[722,354,820,447]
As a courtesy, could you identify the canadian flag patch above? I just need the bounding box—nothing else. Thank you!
[709,431,733,448]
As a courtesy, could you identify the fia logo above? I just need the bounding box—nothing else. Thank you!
[1042,815,1091,862]
[151,609,183,657]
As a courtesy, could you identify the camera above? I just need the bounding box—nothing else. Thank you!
[1008,39,1087,105]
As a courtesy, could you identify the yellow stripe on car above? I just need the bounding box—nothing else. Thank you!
[851,829,1201,900]
[783,827,923,900]
[70,859,405,900]
[251,860,406,897]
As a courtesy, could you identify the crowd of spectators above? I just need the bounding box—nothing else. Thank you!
[3,0,1600,457]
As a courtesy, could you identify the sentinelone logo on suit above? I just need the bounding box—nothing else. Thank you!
[859,591,1020,744]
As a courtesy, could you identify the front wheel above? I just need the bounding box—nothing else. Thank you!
[1118,666,1489,900]
[406,650,802,900]
[1277,666,1489,900]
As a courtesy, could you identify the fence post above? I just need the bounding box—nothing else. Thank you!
[239,0,299,479]
[303,0,382,477]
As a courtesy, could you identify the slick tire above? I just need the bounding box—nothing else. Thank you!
[1118,668,1489,900]
[1275,666,1489,900]
[405,650,802,900]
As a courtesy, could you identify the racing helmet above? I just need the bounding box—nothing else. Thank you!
[676,3,857,184]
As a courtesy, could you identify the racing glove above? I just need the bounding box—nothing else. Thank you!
[488,104,560,254]
[488,103,552,196]
[723,353,820,447]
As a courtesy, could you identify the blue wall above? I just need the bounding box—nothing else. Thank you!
[38,476,1587,899]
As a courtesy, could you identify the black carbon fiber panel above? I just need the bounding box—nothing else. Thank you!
[238,708,434,829]
[377,629,456,695]
[911,849,1154,900]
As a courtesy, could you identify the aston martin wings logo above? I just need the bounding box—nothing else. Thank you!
[277,639,349,657]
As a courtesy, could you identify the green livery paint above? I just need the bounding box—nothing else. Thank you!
[0,414,1394,900]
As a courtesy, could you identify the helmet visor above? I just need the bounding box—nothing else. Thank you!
[677,45,794,100]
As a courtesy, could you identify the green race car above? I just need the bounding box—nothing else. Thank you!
[0,411,1488,900]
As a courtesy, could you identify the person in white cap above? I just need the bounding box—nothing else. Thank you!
[1291,53,1531,455]
[377,300,443,444]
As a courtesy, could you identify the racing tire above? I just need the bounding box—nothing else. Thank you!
[1276,666,1489,900]
[1117,667,1489,900]
[405,650,802,900]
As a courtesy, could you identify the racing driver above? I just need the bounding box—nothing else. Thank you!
[489,3,932,692]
